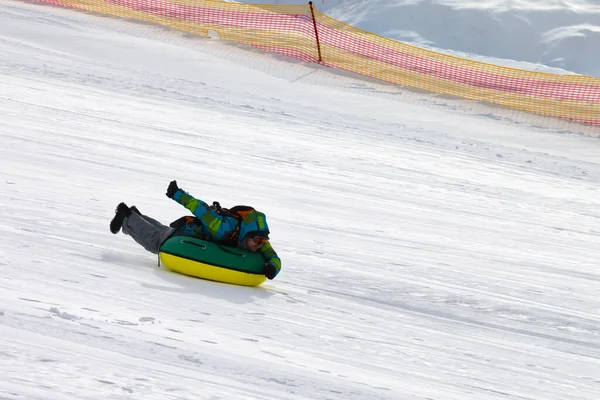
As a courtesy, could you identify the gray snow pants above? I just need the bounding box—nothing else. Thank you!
[122,212,175,254]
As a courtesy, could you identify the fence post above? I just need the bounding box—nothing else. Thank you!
[308,1,322,63]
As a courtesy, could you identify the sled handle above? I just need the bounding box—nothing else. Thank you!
[181,239,207,250]
[179,239,248,258]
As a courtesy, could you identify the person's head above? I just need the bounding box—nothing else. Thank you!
[237,210,271,252]
[242,231,269,252]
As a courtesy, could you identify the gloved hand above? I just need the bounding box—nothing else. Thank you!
[166,180,180,199]
[264,262,277,280]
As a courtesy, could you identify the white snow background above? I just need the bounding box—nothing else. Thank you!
[1,0,600,399]
[240,0,600,77]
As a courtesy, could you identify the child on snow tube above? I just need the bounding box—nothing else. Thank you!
[109,180,281,280]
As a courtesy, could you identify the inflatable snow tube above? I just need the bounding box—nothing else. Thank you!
[158,236,267,286]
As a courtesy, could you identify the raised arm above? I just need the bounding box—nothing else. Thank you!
[166,180,235,239]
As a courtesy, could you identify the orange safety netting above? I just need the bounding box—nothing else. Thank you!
[36,0,600,126]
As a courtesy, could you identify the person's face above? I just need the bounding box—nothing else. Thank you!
[244,236,268,252]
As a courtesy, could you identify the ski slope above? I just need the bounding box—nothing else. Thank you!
[1,1,600,399]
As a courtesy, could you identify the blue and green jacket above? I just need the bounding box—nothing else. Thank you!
[171,189,281,277]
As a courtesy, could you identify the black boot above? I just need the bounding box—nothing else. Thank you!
[130,206,141,215]
[110,202,131,234]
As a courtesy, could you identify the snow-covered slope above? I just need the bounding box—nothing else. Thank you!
[233,0,600,76]
[2,1,600,399]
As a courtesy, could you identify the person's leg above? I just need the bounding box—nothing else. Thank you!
[122,213,175,254]
[140,214,165,229]
[130,206,166,229]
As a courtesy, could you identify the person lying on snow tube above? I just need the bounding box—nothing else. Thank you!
[109,180,281,280]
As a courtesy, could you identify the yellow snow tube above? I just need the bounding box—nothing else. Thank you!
[158,236,267,287]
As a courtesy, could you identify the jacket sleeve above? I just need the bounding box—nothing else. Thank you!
[260,242,281,277]
[172,190,236,239]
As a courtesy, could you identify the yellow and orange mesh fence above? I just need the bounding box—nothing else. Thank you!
[36,0,600,126]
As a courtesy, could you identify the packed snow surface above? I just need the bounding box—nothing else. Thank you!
[1,1,600,399]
